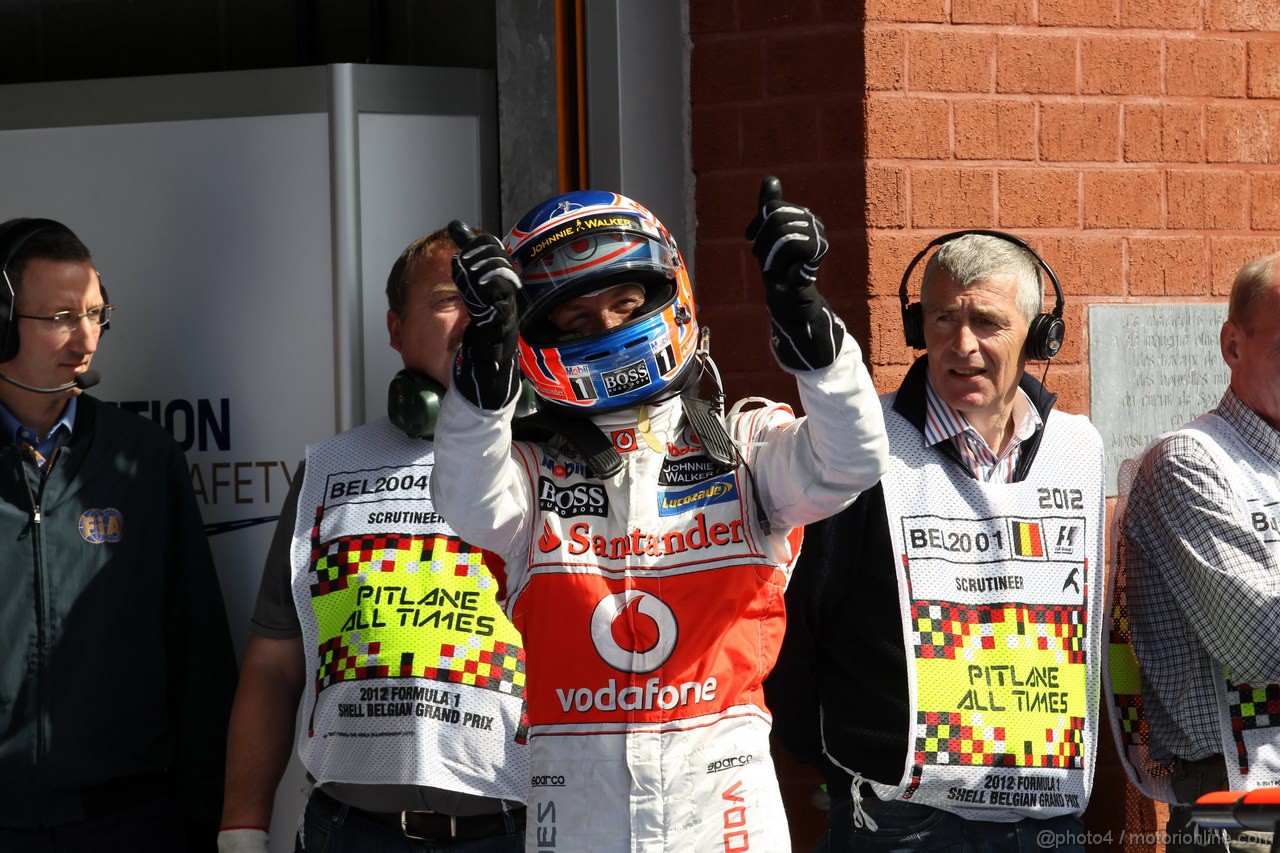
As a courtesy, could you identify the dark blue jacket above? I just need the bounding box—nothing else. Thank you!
[0,394,237,845]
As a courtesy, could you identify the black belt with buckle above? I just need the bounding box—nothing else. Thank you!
[314,789,525,842]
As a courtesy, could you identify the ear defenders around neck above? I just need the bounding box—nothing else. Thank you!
[388,370,542,440]
[388,369,445,439]
[0,218,108,364]
[898,229,1066,361]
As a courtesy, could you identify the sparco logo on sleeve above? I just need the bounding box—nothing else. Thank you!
[538,477,609,517]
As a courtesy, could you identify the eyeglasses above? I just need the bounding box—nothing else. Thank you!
[16,305,114,333]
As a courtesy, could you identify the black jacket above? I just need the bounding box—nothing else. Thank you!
[764,357,1058,792]
[0,395,237,844]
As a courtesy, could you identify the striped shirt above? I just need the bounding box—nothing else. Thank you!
[1121,389,1280,762]
[923,380,1042,484]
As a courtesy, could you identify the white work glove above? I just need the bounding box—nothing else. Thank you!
[217,828,270,853]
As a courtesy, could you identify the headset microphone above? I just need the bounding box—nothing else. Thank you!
[0,368,100,395]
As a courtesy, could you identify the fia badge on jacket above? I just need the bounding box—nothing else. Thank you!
[79,508,123,543]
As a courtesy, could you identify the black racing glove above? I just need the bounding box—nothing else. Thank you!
[744,175,845,371]
[448,220,522,410]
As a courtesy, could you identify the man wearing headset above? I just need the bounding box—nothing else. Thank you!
[431,178,889,852]
[766,233,1106,852]
[0,218,238,852]
[218,229,528,853]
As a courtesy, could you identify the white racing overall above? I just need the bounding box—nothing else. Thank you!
[432,338,887,852]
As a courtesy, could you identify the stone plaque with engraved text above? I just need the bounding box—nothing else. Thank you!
[1089,304,1230,496]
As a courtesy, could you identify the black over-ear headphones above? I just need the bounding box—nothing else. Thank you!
[898,229,1065,361]
[0,218,108,363]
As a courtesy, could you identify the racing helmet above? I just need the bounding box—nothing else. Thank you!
[504,190,700,413]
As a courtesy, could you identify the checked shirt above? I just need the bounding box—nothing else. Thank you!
[1122,389,1280,763]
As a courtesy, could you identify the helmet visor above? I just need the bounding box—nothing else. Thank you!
[516,228,682,323]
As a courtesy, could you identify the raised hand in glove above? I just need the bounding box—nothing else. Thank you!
[744,175,845,371]
[448,220,523,410]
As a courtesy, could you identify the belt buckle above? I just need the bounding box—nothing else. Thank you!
[401,810,457,841]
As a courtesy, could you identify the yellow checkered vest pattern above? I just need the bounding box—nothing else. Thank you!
[873,399,1105,820]
[290,417,529,800]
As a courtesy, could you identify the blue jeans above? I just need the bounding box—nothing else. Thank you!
[820,796,1086,853]
[297,792,524,853]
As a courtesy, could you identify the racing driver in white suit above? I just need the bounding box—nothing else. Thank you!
[431,177,889,852]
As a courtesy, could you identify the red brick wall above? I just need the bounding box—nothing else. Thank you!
[688,1,1280,851]
[690,0,1280,414]
[690,2,868,409]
